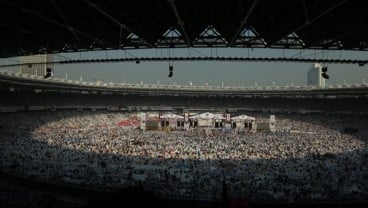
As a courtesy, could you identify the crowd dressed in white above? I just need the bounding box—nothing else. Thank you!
[0,111,367,201]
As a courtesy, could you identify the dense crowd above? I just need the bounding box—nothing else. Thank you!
[0,111,367,201]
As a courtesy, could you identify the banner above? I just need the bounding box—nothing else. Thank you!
[184,112,189,123]
[270,115,275,122]
[226,113,231,122]
[140,113,146,130]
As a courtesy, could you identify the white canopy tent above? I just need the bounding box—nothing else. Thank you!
[231,114,256,130]
[214,114,225,120]
[231,115,256,121]
[189,112,214,119]
[189,112,225,128]
[160,113,184,128]
[160,113,184,119]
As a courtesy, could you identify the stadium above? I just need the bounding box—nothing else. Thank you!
[1,0,368,208]
[1,69,368,207]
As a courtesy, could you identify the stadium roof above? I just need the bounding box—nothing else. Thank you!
[1,0,367,58]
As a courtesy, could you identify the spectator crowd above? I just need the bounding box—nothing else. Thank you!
[0,111,367,201]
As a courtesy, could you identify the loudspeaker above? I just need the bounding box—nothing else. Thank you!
[322,72,329,79]
[168,71,173,77]
[169,65,173,71]
[322,66,328,72]
[44,68,53,79]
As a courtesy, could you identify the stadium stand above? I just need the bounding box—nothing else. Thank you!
[0,72,368,207]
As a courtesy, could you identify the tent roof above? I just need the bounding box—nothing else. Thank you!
[231,115,256,121]
[160,113,184,119]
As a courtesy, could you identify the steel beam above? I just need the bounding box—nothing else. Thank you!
[0,0,114,49]
[294,0,348,34]
[1,56,367,69]
[52,0,80,41]
[168,0,192,47]
[229,0,259,46]
[302,0,310,24]
[84,0,153,48]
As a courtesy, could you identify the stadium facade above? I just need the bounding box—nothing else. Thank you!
[19,54,54,77]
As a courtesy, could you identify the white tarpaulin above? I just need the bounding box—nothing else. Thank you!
[190,112,215,119]
[214,114,225,120]
[231,115,256,121]
[160,113,184,119]
[198,119,213,127]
